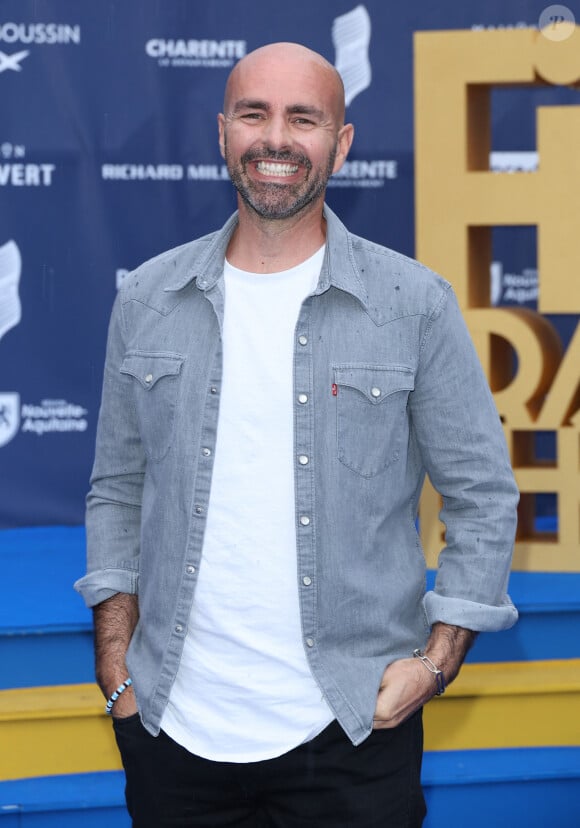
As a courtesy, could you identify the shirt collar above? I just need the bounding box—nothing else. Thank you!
[163,204,370,311]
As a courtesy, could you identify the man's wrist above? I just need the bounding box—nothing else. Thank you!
[105,677,133,715]
[413,649,446,695]
[423,623,477,685]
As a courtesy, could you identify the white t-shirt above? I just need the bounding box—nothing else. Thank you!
[161,245,334,761]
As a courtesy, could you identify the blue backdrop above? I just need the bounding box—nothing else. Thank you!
[0,0,577,528]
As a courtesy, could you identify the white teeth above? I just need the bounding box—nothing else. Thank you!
[256,161,298,176]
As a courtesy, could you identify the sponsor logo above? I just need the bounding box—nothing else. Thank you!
[491,260,538,306]
[101,163,230,182]
[0,232,87,444]
[0,23,80,44]
[0,22,80,73]
[0,240,21,341]
[328,158,398,188]
[145,38,246,68]
[0,49,28,72]
[0,143,25,159]
[471,21,536,31]
[0,393,20,448]
[0,396,89,447]
[333,5,372,106]
[20,399,88,436]
[0,142,56,186]
[490,151,538,173]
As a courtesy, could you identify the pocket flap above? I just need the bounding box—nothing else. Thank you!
[334,365,414,404]
[120,351,184,390]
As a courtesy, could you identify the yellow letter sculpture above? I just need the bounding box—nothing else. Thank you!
[414,26,580,571]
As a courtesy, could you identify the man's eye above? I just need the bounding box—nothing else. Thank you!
[241,113,262,120]
[294,118,315,127]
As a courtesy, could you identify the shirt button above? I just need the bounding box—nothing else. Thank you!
[186,565,196,575]
[210,386,218,394]
[371,387,381,398]
[299,515,310,526]
[145,373,153,384]
[302,576,312,586]
[175,625,184,633]
[298,455,309,465]
[195,505,204,515]
[202,447,211,457]
[298,335,308,346]
[306,637,315,647]
[298,393,308,404]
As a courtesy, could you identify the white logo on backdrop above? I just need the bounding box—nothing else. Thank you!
[0,141,56,186]
[328,159,397,188]
[490,151,538,173]
[491,260,539,306]
[471,22,535,31]
[0,23,80,44]
[332,5,372,107]
[0,49,29,72]
[0,240,21,341]
[0,23,80,74]
[0,143,25,159]
[20,399,88,435]
[0,397,89,448]
[0,392,20,448]
[330,6,393,188]
[0,237,88,447]
[146,38,246,68]
[101,163,230,182]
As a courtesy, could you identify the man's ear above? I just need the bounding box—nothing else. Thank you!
[217,114,226,160]
[332,124,355,175]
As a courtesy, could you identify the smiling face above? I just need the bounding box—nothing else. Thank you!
[218,43,354,221]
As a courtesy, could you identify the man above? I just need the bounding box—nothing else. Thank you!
[75,42,518,827]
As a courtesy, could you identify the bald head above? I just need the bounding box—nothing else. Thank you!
[223,42,347,126]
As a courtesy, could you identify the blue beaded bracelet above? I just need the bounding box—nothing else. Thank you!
[105,677,133,715]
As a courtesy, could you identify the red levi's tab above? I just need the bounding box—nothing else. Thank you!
[331,383,338,396]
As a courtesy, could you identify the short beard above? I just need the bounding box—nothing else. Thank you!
[225,140,336,220]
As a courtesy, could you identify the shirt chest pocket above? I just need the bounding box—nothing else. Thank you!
[120,351,185,461]
[334,365,415,478]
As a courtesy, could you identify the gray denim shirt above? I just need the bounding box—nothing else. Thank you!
[75,205,518,746]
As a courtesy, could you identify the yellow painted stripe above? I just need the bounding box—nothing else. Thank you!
[0,683,103,721]
[424,658,580,751]
[1,660,580,781]
[439,659,580,697]
[1,684,120,781]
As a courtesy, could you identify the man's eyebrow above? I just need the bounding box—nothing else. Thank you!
[286,104,325,119]
[232,99,270,113]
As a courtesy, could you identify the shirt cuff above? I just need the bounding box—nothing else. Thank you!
[423,590,518,632]
[74,568,139,608]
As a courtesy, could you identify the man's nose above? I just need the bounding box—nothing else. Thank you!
[262,115,292,150]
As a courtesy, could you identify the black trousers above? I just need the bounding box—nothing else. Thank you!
[113,711,426,827]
